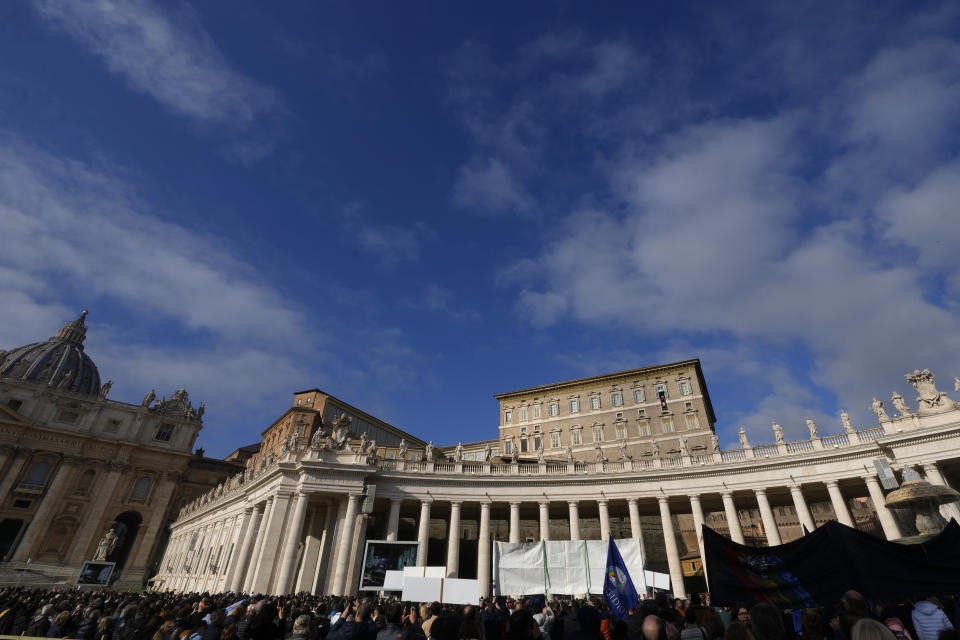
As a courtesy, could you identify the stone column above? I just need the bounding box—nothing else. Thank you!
[294,508,317,592]
[346,513,369,596]
[311,504,338,594]
[0,448,28,501]
[864,475,901,540]
[477,502,491,597]
[416,500,432,566]
[598,500,611,540]
[658,496,686,598]
[275,492,310,594]
[509,502,521,543]
[129,475,178,572]
[386,499,403,541]
[226,506,258,592]
[721,492,745,543]
[244,497,274,592]
[66,462,125,563]
[627,497,648,561]
[331,493,361,595]
[922,462,960,523]
[320,498,348,594]
[539,502,551,541]
[11,456,78,562]
[754,489,782,546]
[446,501,462,577]
[825,480,854,527]
[790,484,816,533]
[251,492,291,593]
[689,494,707,569]
[568,501,581,541]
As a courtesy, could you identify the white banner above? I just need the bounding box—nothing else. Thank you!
[493,538,656,596]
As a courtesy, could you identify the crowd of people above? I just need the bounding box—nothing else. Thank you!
[0,588,956,640]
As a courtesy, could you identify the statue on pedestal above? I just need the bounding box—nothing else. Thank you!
[738,427,750,449]
[99,380,112,398]
[651,440,660,457]
[536,443,544,463]
[772,422,784,444]
[359,432,369,454]
[141,389,156,408]
[710,433,720,453]
[618,438,629,461]
[328,413,351,450]
[954,376,960,393]
[310,423,328,449]
[594,444,605,463]
[399,439,408,460]
[94,528,119,561]
[840,410,854,434]
[907,368,951,410]
[483,442,492,462]
[566,444,575,463]
[679,436,689,456]
[871,397,889,422]
[425,441,434,462]
[806,417,818,439]
[892,391,910,417]
[454,442,464,463]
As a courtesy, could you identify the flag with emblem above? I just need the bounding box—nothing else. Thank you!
[603,537,639,620]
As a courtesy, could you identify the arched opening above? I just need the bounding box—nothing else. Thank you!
[102,511,142,578]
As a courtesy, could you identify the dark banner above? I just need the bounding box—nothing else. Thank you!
[703,520,960,607]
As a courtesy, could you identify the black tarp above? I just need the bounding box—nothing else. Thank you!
[703,520,960,606]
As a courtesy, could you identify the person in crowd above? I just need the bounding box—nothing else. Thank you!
[27,603,56,637]
[735,609,751,630]
[223,624,240,640]
[801,608,823,640]
[641,616,668,640]
[77,608,105,640]
[681,608,709,640]
[377,604,406,640]
[533,605,555,640]
[748,605,784,640]
[458,606,483,640]
[723,622,754,640]
[912,600,954,640]
[850,620,896,640]
[422,604,443,640]
[285,615,313,640]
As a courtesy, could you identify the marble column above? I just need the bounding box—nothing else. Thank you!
[922,462,960,523]
[754,489,782,546]
[11,457,78,562]
[386,499,403,541]
[598,500,611,540]
[477,502,491,597]
[0,448,28,501]
[826,480,854,527]
[66,462,125,563]
[864,475,901,540]
[294,508,318,592]
[568,501,581,541]
[346,513,369,596]
[226,506,258,592]
[244,497,273,592]
[416,500,432,566]
[275,492,310,594]
[689,494,707,570]
[658,496,686,598]
[319,499,347,594]
[509,502,521,543]
[721,492,745,543]
[331,493,361,595]
[446,501,462,577]
[251,492,291,593]
[790,484,816,534]
[300,504,334,593]
[627,498,648,561]
[539,502,551,541]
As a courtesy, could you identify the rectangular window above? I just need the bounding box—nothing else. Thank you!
[532,405,541,419]
[589,396,601,410]
[569,399,580,413]
[655,384,668,398]
[637,420,650,436]
[6,399,23,412]
[572,430,582,445]
[550,432,561,448]
[678,381,693,395]
[504,441,512,454]
[685,414,699,430]
[661,417,674,433]
[155,424,175,441]
[520,426,527,435]
[56,409,80,424]
[638,408,646,417]
[611,392,623,407]
[548,403,559,416]
[504,411,512,424]
[519,407,528,421]
[592,426,604,442]
[104,419,121,433]
[534,436,542,450]
[633,389,645,403]
[520,439,528,453]
[615,424,626,440]
[534,424,541,433]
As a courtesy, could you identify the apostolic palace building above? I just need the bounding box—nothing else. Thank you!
[2,313,960,598]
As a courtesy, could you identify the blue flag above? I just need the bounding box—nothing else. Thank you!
[603,537,639,621]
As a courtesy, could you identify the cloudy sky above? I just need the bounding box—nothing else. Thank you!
[2,1,959,456]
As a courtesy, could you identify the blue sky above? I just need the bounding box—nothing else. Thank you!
[2,1,960,457]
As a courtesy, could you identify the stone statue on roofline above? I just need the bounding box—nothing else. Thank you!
[955,376,960,393]
[651,440,660,457]
[399,439,408,459]
[679,436,689,456]
[99,380,112,398]
[907,368,951,410]
[806,417,818,439]
[618,438,629,461]
[710,433,720,453]
[328,413,351,450]
[892,391,910,417]
[566,444,575,463]
[536,443,544,463]
[484,442,492,462]
[772,422,784,444]
[455,442,464,463]
[738,427,749,449]
[840,410,854,434]
[425,441,434,462]
[871,397,889,422]
[594,444,605,463]
[142,389,156,408]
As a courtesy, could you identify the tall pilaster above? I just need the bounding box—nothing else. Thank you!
[251,492,291,593]
[275,492,310,594]
[509,502,521,544]
[568,501,581,541]
[331,493,361,595]
[386,499,403,541]
[477,502,491,597]
[754,489,782,546]
[864,475,901,540]
[539,502,551,541]
[598,500,611,540]
[226,506,258,592]
[12,456,78,562]
[416,500,432,566]
[244,496,273,592]
[0,448,28,502]
[658,496,686,599]
[721,492,744,543]
[446,501,462,577]
[825,480,854,527]
[790,484,815,533]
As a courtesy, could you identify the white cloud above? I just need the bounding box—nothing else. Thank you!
[30,0,282,130]
[452,157,535,214]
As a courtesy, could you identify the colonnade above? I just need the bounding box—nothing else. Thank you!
[156,461,958,599]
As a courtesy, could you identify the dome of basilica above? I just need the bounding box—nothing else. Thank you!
[0,310,102,396]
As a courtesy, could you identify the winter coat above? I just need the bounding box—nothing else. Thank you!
[48,623,66,638]
[27,614,53,637]
[76,616,102,640]
[912,602,954,640]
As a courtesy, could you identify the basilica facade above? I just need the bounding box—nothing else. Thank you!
[152,362,960,598]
